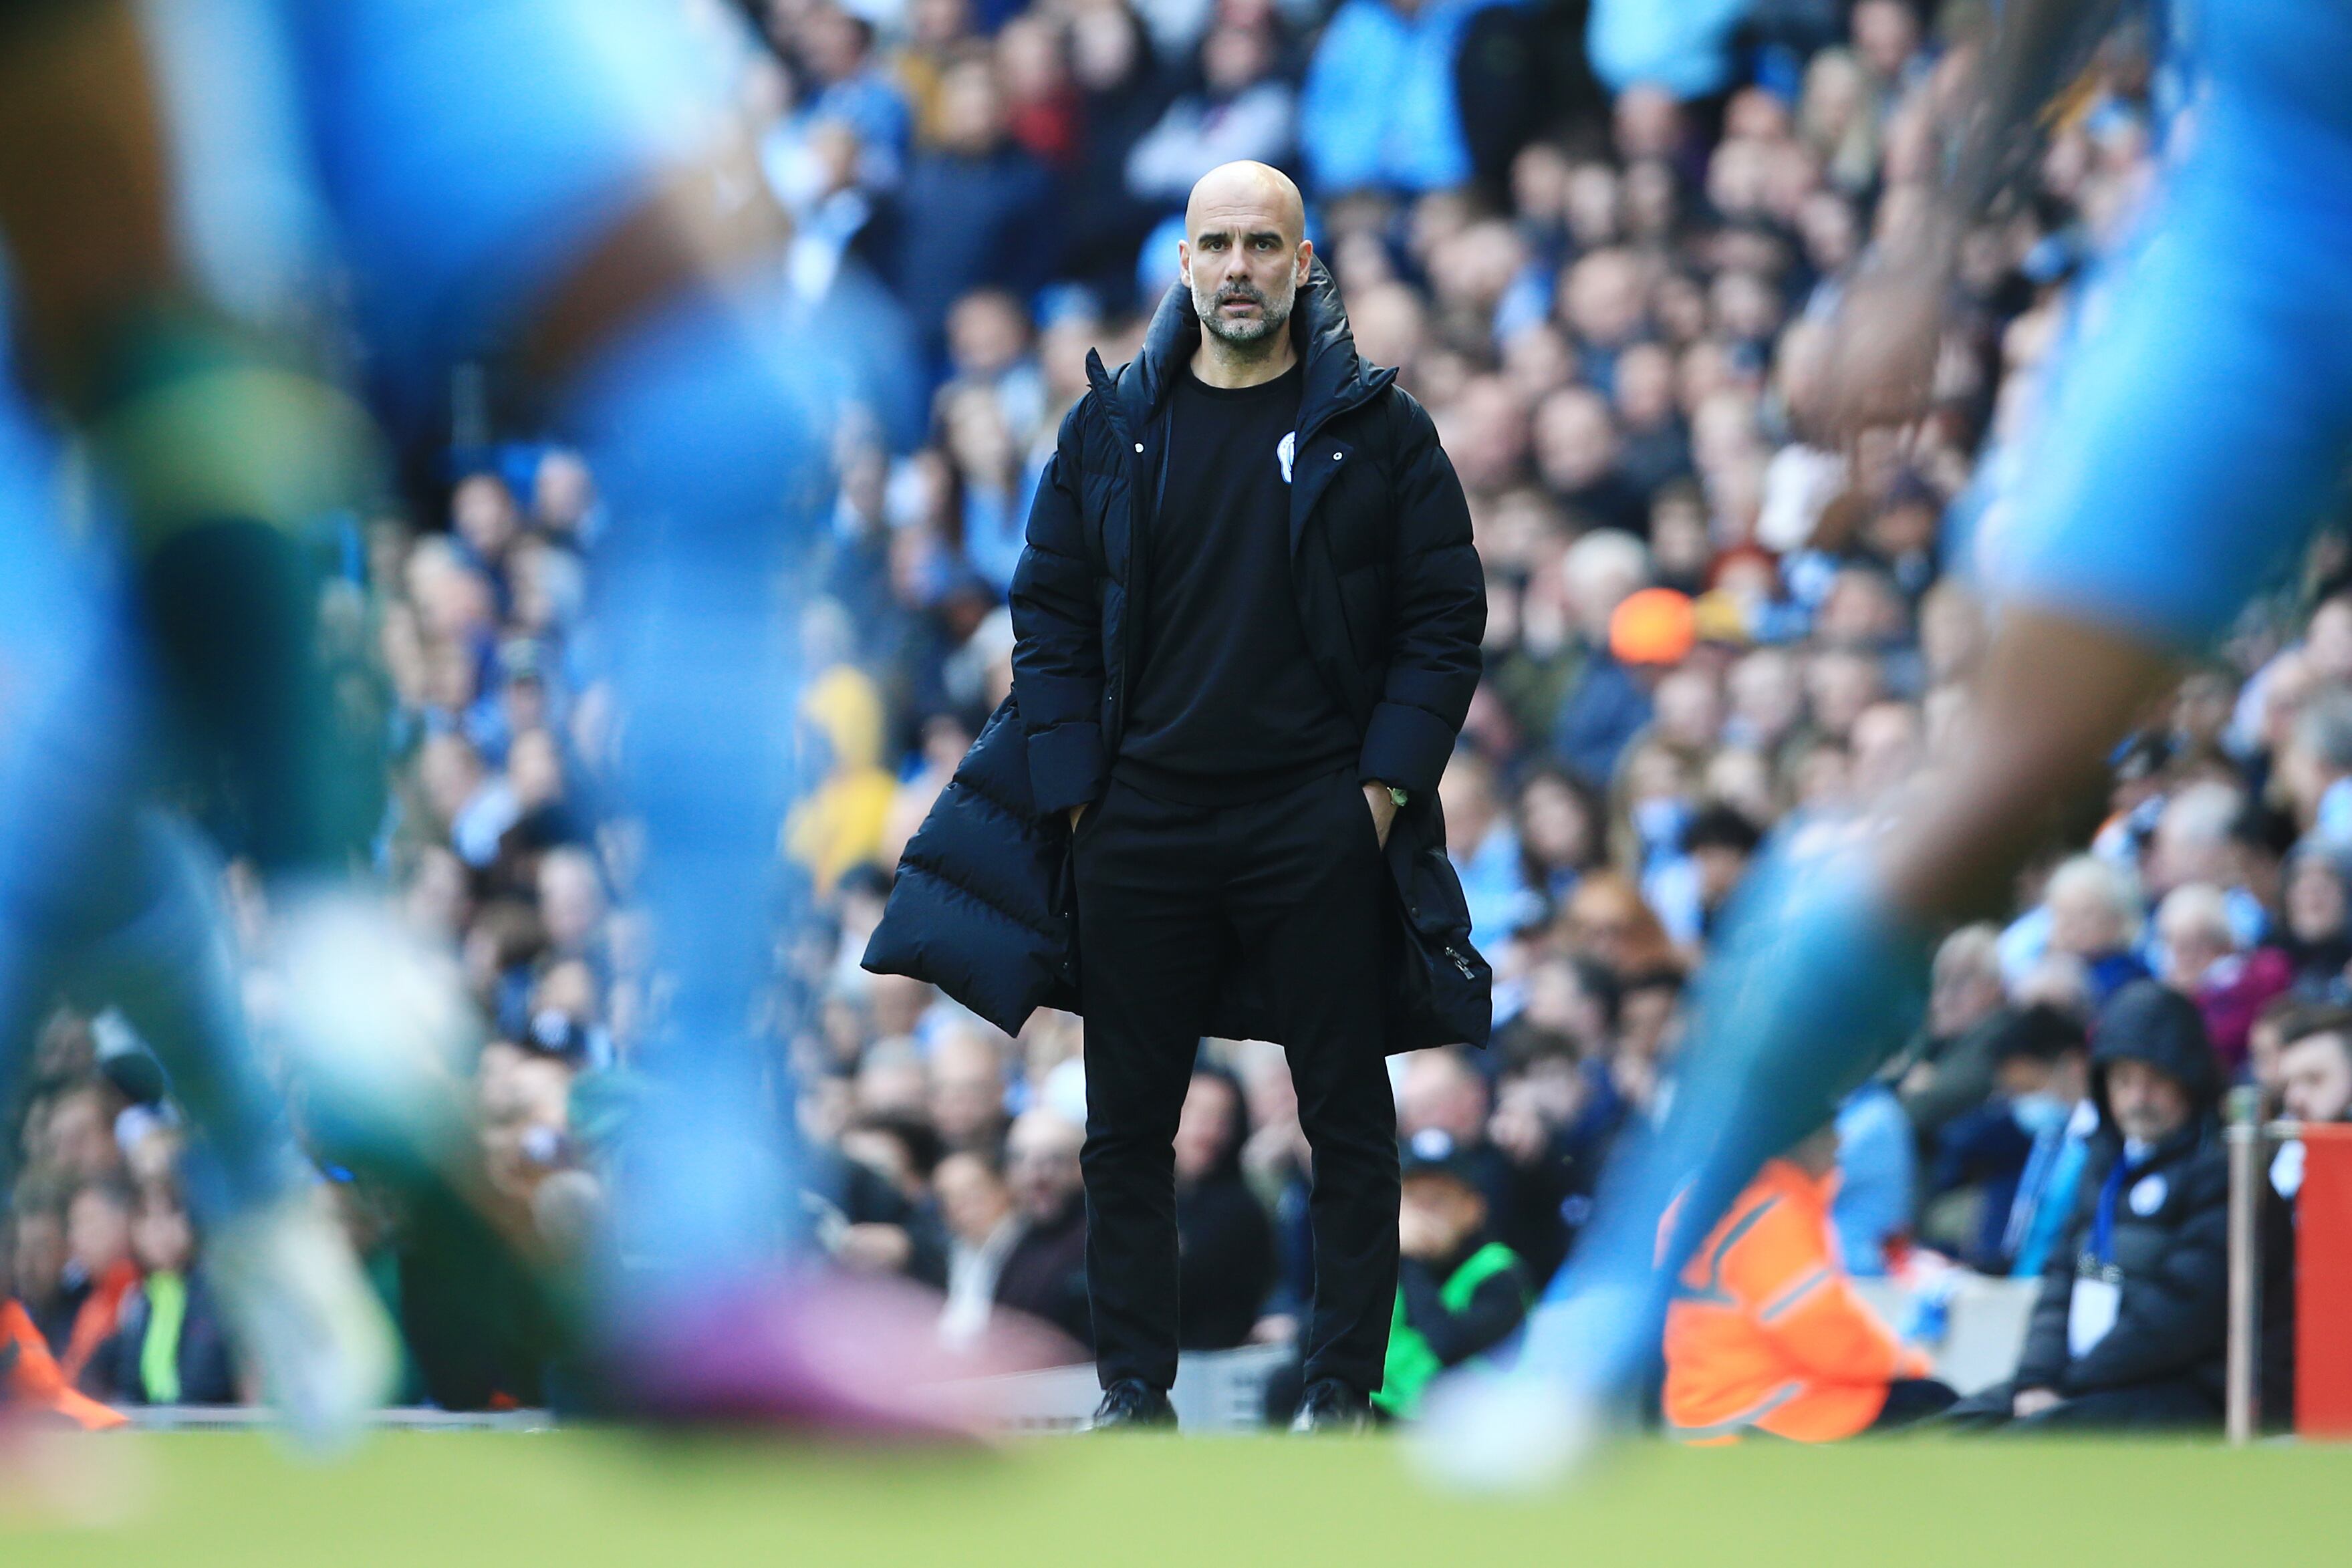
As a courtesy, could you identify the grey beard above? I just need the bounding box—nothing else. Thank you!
[1194,287,1293,350]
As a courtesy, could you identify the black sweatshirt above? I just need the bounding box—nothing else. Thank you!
[1113,362,1357,805]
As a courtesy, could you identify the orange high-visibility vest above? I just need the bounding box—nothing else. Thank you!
[1662,1159,1930,1444]
[2,1300,126,1431]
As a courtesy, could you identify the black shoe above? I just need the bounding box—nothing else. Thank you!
[1089,1379,1176,1431]
[1289,1378,1372,1434]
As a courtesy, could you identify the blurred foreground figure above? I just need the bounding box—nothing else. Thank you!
[0,335,394,1438]
[0,0,966,1434]
[1426,0,2352,1481]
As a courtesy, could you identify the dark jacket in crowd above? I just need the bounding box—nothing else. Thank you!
[865,263,1492,1051]
[886,143,1057,359]
[994,1192,1092,1349]
[2013,983,2230,1408]
[1552,644,1650,790]
[1893,1005,2018,1144]
[97,1269,237,1406]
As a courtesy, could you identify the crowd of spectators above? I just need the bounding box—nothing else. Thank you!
[8,0,2352,1424]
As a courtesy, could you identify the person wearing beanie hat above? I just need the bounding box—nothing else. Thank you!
[1948,981,2232,1429]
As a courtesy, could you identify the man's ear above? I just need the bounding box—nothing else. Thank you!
[1178,239,1192,291]
[1295,238,1315,285]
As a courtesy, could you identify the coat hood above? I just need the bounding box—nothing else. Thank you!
[1087,257,1396,440]
[2090,978,2224,1120]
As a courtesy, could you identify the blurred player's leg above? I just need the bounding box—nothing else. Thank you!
[289,0,973,1424]
[0,0,396,1443]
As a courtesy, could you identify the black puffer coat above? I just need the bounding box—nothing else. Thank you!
[2014,981,2231,1402]
[865,264,1490,1050]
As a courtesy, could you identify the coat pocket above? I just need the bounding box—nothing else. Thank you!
[1382,802,1494,1052]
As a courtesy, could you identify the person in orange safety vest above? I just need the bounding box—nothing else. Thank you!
[1662,1122,1954,1444]
[3,1299,127,1432]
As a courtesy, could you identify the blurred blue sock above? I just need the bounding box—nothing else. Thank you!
[1519,843,1936,1401]
[66,814,304,1218]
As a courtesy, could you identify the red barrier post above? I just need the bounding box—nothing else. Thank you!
[2298,1124,2352,1438]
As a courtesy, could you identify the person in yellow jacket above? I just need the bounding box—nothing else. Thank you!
[1661,1123,1953,1444]
[784,665,900,897]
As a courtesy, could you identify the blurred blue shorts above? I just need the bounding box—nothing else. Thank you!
[277,0,717,415]
[1982,4,2352,650]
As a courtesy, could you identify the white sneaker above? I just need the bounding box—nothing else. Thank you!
[1408,1367,1609,1494]
[208,1191,400,1453]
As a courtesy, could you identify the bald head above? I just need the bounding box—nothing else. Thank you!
[1184,161,1305,246]
[1180,161,1313,368]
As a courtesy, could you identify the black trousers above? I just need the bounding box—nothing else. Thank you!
[1944,1376,2222,1432]
[1073,766,1398,1394]
[1865,1378,1959,1432]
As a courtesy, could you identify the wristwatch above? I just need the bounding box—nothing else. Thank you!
[1386,785,1410,809]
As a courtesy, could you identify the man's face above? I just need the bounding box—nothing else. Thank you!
[1929,954,2001,1039]
[1179,184,1309,350]
[66,1190,132,1276]
[934,1153,1012,1246]
[1400,1173,1484,1257]
[1005,1119,1083,1221]
[10,1210,64,1301]
[2106,1058,2194,1145]
[2280,1033,2352,1124]
[46,1092,121,1183]
[1692,844,1751,906]
[1172,1073,1239,1184]
[132,1201,194,1276]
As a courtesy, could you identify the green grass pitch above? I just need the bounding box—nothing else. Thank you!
[4,1430,2342,1567]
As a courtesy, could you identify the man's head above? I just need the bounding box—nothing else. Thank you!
[934,1150,1015,1247]
[2045,854,2142,960]
[537,846,607,954]
[130,1190,195,1277]
[2280,1017,2352,1125]
[1173,1068,1247,1184]
[1728,646,1804,748]
[1179,162,1312,353]
[8,1196,65,1305]
[1561,529,1650,644]
[1398,1131,1488,1260]
[66,1178,134,1279]
[934,55,1009,157]
[2281,691,2352,829]
[1682,804,1762,909]
[2145,781,2244,896]
[41,1083,124,1184]
[1533,385,1620,493]
[2093,981,2216,1146]
[1929,924,2004,1039]
[1991,1004,2091,1105]
[2286,845,2352,946]
[1398,1047,1490,1146]
[1003,1107,1084,1223]
[929,1025,1009,1152]
[2156,882,2237,989]
[2105,1057,2196,1147]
